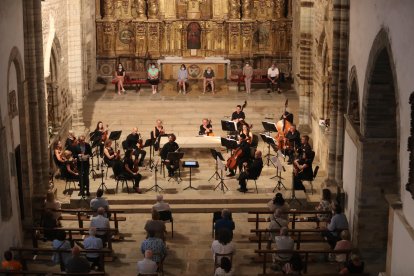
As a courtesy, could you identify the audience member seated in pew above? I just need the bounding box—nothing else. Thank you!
[66,246,91,273]
[145,210,166,241]
[214,256,233,276]
[52,230,71,266]
[214,209,235,239]
[83,227,103,270]
[315,188,332,228]
[282,252,303,274]
[211,229,236,263]
[141,230,167,265]
[272,227,294,264]
[339,254,365,274]
[268,209,288,247]
[137,249,158,275]
[42,209,60,241]
[1,250,22,272]
[152,195,171,212]
[90,189,109,217]
[44,191,62,221]
[267,193,290,220]
[90,207,110,247]
[334,230,352,264]
[322,204,349,249]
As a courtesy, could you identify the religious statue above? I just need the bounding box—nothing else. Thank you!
[242,0,251,19]
[186,0,204,20]
[187,22,201,49]
[131,0,146,19]
[148,0,159,19]
[275,0,286,19]
[103,0,114,19]
[228,0,241,19]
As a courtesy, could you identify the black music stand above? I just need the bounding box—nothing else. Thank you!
[143,138,156,170]
[182,161,199,190]
[220,137,238,150]
[208,149,225,181]
[214,159,229,193]
[166,152,184,183]
[262,121,277,134]
[98,168,108,192]
[147,161,163,192]
[109,131,122,151]
[270,154,287,191]
[260,133,277,167]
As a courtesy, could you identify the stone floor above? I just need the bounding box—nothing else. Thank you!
[31,81,338,275]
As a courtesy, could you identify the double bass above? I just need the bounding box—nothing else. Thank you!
[275,99,292,150]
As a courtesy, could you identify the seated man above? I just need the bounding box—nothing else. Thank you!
[124,127,146,167]
[66,246,91,273]
[267,63,280,93]
[160,134,180,177]
[90,189,109,215]
[90,207,110,247]
[237,150,263,192]
[140,230,167,265]
[293,150,314,191]
[273,227,294,262]
[231,104,246,131]
[214,209,235,239]
[322,204,349,249]
[83,227,103,270]
[203,66,215,94]
[137,250,158,275]
[123,149,143,193]
[1,250,22,272]
[199,118,213,135]
[152,195,171,212]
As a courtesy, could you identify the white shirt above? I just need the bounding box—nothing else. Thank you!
[152,201,171,212]
[267,67,279,77]
[211,240,236,261]
[215,267,234,276]
[137,258,158,274]
[90,215,110,235]
[90,197,109,212]
[83,236,103,258]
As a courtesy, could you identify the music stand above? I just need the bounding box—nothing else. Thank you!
[270,154,286,191]
[262,121,277,134]
[221,120,237,132]
[208,149,225,181]
[143,138,155,170]
[214,158,229,193]
[109,131,122,151]
[182,161,199,190]
[147,160,163,192]
[166,152,184,183]
[98,168,108,192]
[260,133,277,167]
[220,137,238,150]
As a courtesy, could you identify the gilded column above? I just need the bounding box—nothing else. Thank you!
[148,0,159,19]
[228,0,241,20]
[242,0,252,20]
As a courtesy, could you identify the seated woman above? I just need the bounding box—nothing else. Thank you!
[62,150,79,181]
[203,67,215,94]
[115,63,126,95]
[53,140,66,170]
[177,64,188,94]
[239,123,253,144]
[123,149,142,193]
[293,150,314,191]
[267,192,290,220]
[315,188,332,228]
[44,191,62,221]
[103,139,118,168]
[147,63,160,94]
[211,229,236,263]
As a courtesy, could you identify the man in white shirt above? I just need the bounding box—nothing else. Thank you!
[137,249,158,274]
[274,227,294,262]
[90,207,110,247]
[83,227,103,270]
[90,189,109,215]
[267,63,281,94]
[152,195,171,212]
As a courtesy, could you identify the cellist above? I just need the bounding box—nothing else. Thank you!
[227,134,251,177]
[284,125,301,164]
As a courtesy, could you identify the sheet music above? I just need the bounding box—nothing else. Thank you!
[271,156,283,171]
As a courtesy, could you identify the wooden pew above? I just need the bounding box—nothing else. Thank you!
[0,270,106,275]
[248,210,331,231]
[250,229,328,251]
[9,247,111,272]
[29,227,118,251]
[255,249,353,274]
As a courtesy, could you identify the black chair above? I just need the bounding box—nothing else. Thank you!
[212,211,233,238]
[112,161,131,194]
[251,134,259,148]
[245,166,263,194]
[158,210,173,238]
[302,165,319,195]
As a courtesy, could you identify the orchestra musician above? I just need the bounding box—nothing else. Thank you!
[293,150,314,192]
[53,141,66,170]
[62,150,79,181]
[227,133,251,177]
[153,119,165,151]
[94,121,108,157]
[65,130,77,153]
[123,149,142,193]
[231,105,246,130]
[124,127,146,167]
[238,150,263,193]
[160,134,180,177]
[199,118,213,135]
[280,111,294,124]
[284,125,301,164]
[240,124,253,144]
[103,140,119,168]
[73,135,92,197]
[298,135,312,156]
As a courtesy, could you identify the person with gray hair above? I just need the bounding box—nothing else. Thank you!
[90,207,110,247]
[273,227,294,262]
[137,249,158,274]
[83,227,103,270]
[152,194,171,212]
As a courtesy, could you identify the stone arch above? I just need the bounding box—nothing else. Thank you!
[356,28,400,272]
[346,66,360,126]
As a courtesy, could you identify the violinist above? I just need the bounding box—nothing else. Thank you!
[298,135,312,156]
[62,150,79,181]
[73,135,92,197]
[199,118,213,135]
[65,130,77,153]
[227,134,251,177]
[284,125,301,164]
[160,134,180,177]
[240,124,253,144]
[231,105,246,130]
[94,121,108,157]
[125,127,146,167]
[103,140,119,168]
[238,150,263,193]
[123,149,142,193]
[154,119,165,151]
[293,150,314,191]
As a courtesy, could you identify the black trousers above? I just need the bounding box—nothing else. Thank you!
[77,161,90,195]
[268,77,278,92]
[321,230,339,249]
[238,171,252,190]
[123,172,142,188]
[133,148,147,165]
[86,256,101,269]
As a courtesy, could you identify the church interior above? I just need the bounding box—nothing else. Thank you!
[0,0,413,275]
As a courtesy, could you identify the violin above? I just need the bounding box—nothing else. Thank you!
[137,133,144,149]
[101,124,109,142]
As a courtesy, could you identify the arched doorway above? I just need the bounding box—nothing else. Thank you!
[46,37,61,132]
[356,29,399,272]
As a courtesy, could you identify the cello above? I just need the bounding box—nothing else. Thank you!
[226,135,247,170]
[275,99,292,150]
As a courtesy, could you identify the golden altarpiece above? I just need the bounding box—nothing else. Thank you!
[95,0,292,80]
